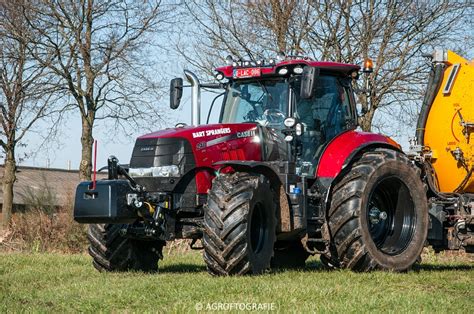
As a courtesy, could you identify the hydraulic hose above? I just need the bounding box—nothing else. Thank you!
[415,63,446,145]
[454,166,473,193]
[423,161,459,200]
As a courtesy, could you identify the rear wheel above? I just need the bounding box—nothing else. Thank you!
[88,224,164,272]
[203,172,277,275]
[323,148,428,271]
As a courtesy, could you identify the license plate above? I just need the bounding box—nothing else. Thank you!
[233,68,261,78]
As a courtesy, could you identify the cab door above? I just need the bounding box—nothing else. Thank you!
[293,75,356,175]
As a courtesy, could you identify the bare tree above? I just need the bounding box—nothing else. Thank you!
[177,0,315,77]
[307,0,470,132]
[23,0,172,180]
[179,0,471,133]
[0,0,60,230]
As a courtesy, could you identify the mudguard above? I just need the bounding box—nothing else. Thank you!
[212,160,286,187]
[212,160,296,233]
[316,130,401,187]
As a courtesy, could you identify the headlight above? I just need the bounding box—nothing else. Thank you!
[129,165,180,177]
[277,67,288,75]
[284,117,296,127]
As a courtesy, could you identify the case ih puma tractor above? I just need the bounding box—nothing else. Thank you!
[74,50,473,275]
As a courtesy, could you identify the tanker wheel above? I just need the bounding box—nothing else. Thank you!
[88,224,164,272]
[323,148,428,272]
[271,240,310,269]
[203,172,277,275]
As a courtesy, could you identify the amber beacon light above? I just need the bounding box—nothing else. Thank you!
[363,58,374,73]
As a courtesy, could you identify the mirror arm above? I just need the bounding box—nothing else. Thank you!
[363,72,373,113]
[200,83,224,89]
[206,92,225,124]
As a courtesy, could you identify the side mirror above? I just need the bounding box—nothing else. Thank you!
[170,78,183,109]
[300,66,319,99]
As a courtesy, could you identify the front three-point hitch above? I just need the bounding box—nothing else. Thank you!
[74,156,170,241]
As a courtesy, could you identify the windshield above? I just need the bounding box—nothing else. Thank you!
[220,79,288,129]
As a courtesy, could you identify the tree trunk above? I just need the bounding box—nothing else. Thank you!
[358,109,375,132]
[1,149,16,231]
[79,117,94,181]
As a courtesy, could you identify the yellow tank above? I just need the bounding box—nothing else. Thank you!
[421,50,474,193]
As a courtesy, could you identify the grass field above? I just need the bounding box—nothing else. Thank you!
[1,251,472,313]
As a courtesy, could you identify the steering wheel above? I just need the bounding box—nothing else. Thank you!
[263,108,286,125]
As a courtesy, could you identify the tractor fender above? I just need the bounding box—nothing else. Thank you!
[213,160,283,188]
[212,160,292,233]
[316,130,402,188]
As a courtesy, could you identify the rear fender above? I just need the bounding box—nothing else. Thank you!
[316,130,402,188]
[315,131,403,225]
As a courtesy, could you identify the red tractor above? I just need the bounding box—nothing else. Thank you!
[74,53,470,275]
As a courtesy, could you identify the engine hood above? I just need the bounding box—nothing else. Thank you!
[136,123,263,167]
[139,123,258,141]
[131,123,288,194]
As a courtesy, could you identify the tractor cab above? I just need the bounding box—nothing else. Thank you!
[296,76,357,175]
[213,58,359,176]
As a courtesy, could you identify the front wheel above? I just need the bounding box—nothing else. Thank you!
[323,148,428,271]
[202,172,277,275]
[88,224,164,272]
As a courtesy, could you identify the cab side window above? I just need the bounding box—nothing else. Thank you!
[294,75,354,165]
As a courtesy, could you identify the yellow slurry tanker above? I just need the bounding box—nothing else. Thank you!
[414,50,473,252]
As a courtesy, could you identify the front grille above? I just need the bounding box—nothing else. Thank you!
[130,137,194,168]
[129,137,195,192]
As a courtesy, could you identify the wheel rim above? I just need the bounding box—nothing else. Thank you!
[366,176,416,255]
[250,203,267,254]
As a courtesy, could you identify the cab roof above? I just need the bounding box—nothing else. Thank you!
[215,58,360,79]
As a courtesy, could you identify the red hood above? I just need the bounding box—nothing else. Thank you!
[138,123,263,165]
[139,123,259,141]
[137,123,263,193]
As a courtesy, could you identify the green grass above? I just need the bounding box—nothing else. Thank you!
[0,251,472,313]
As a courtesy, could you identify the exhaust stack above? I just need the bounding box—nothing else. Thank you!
[184,70,201,126]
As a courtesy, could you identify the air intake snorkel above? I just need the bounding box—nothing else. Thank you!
[184,70,201,126]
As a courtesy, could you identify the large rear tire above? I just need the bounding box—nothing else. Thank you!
[87,224,164,272]
[323,148,428,271]
[203,172,277,275]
